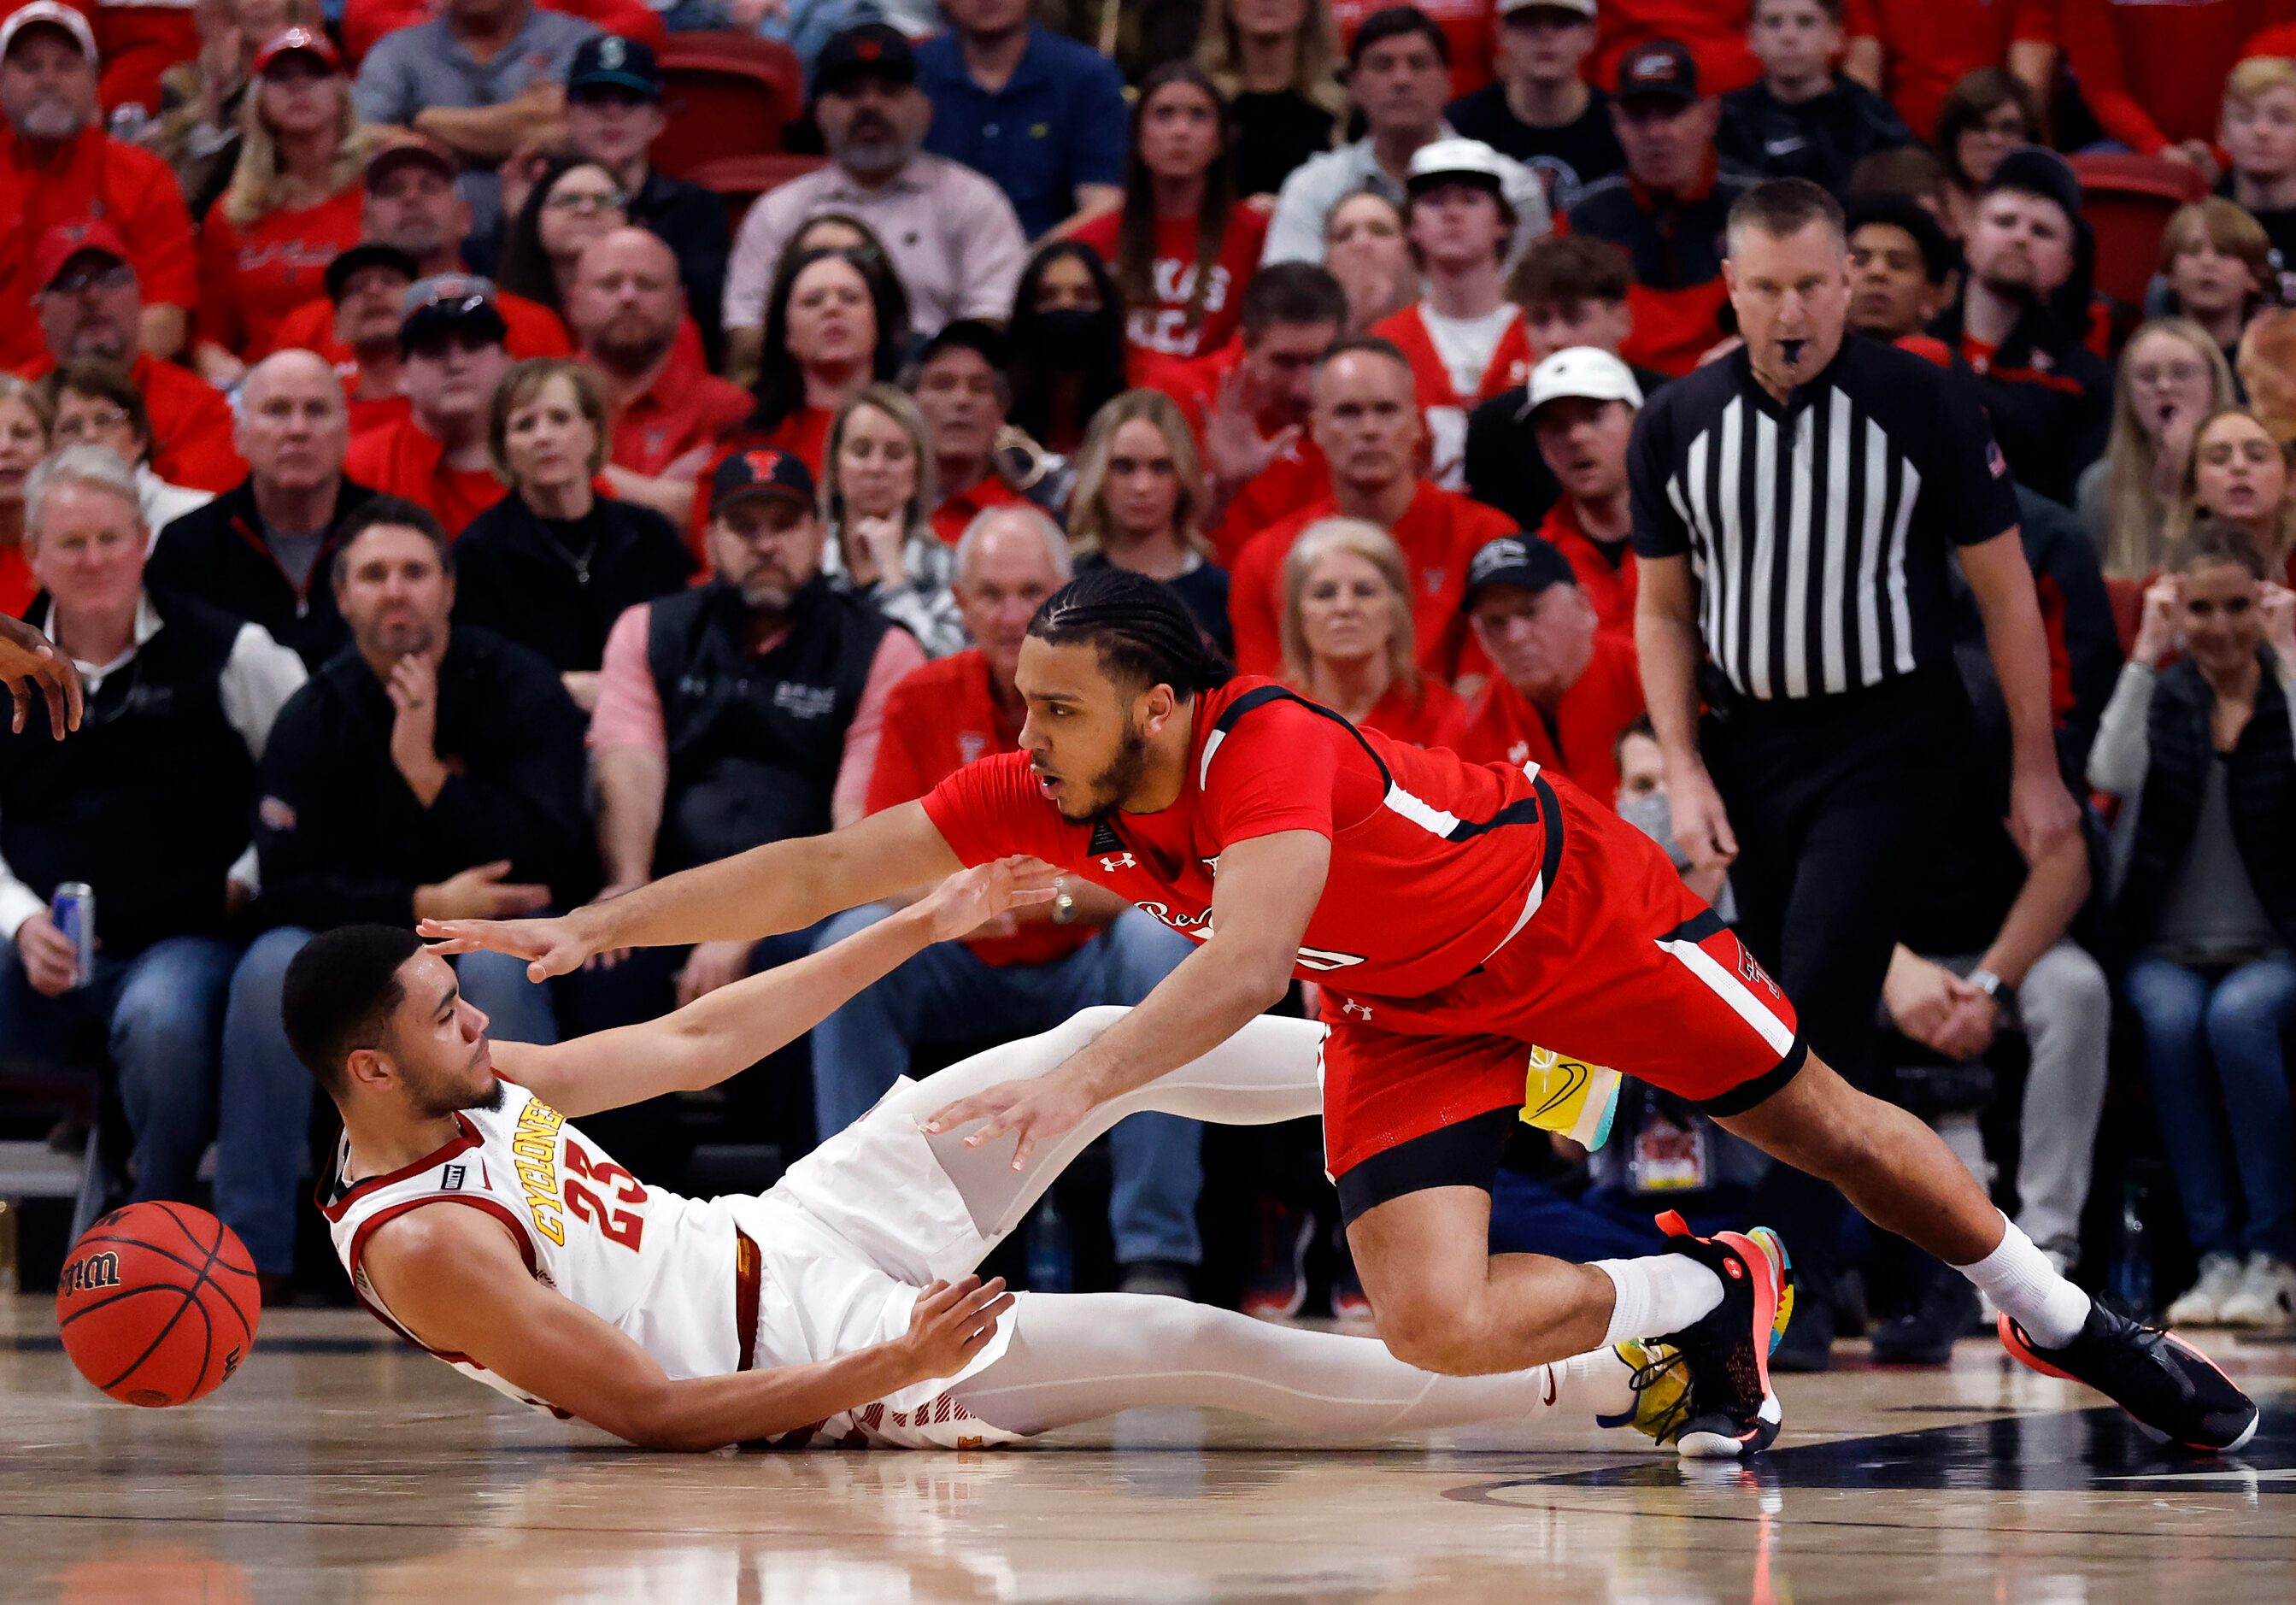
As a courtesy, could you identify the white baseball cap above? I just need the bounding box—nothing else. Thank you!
[1498,0,1598,18]
[0,1,96,63]
[1406,137,1512,194]
[1527,347,1644,414]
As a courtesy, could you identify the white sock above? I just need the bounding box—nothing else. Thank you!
[1952,1214,2090,1349]
[1592,1255,1725,1347]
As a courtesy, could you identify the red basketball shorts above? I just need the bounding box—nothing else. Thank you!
[1316,773,1805,1179]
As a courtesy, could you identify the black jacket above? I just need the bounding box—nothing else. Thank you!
[1717,77,1913,194]
[452,491,694,676]
[1926,296,2111,507]
[2111,650,2296,960]
[1464,362,1673,531]
[144,477,382,670]
[632,167,732,371]
[251,626,594,932]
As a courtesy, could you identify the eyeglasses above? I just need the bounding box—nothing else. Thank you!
[545,189,626,215]
[55,405,132,441]
[44,265,132,297]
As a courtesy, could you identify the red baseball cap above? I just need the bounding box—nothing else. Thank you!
[252,26,342,77]
[30,219,131,294]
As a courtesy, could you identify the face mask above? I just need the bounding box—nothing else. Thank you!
[1616,791,1686,867]
[1031,307,1103,364]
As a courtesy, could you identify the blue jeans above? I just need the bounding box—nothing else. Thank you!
[0,932,239,1211]
[219,926,561,1274]
[2123,954,2296,1261]
[809,906,1204,1266]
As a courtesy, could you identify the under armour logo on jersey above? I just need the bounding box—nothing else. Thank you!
[1098,853,1136,872]
[1341,1000,1373,1020]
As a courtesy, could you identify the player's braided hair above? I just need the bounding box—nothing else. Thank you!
[1027,567,1235,697]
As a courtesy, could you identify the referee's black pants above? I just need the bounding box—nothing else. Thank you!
[1702,667,1970,1308]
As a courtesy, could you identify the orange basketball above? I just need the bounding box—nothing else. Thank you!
[54,1202,261,1408]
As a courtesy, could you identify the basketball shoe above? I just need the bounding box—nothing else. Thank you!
[1605,1339,1693,1443]
[1653,1214,1793,1458]
[1999,1305,2259,1453]
[1521,1048,1622,1150]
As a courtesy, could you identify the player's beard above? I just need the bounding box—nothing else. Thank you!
[1072,720,1152,824]
[408,1055,505,1120]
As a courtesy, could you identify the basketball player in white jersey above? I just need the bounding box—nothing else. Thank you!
[287,859,1694,1453]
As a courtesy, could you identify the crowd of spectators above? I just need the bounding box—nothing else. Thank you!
[3,0,2295,1341]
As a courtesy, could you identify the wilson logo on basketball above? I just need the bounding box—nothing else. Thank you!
[60,1251,121,1296]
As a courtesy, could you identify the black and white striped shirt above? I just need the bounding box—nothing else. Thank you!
[1629,337,2018,701]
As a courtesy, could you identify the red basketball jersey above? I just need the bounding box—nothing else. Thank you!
[920,678,1557,1000]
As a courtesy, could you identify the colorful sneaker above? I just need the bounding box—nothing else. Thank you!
[1602,1338,1693,1444]
[1653,1213,1792,1460]
[1999,1302,2259,1453]
[1240,1200,1313,1321]
[1520,1047,1623,1151]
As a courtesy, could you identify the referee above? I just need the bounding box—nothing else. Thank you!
[1630,179,2080,1370]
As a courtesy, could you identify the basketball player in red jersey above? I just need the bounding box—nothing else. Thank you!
[428,570,2258,1455]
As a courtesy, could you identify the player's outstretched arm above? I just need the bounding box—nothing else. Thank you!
[361,1201,1014,1453]
[496,859,1060,1119]
[420,801,966,982]
[926,829,1330,1167]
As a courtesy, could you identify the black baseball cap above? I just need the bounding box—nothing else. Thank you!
[567,34,661,98]
[915,317,1007,372]
[1984,145,2084,229]
[813,23,914,97]
[1843,193,1956,285]
[711,446,817,516]
[1461,534,1577,611]
[325,241,420,303]
[1617,38,1698,108]
[399,273,508,354]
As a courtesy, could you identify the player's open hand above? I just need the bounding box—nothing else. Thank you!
[419,912,594,982]
[918,856,1062,944]
[921,1069,1100,1171]
[0,613,82,738]
[896,1276,1013,1381]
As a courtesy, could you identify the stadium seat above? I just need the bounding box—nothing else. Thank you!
[685,152,831,232]
[2069,154,2212,311]
[655,32,806,179]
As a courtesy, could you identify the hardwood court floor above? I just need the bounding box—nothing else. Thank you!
[1,1294,2291,1604]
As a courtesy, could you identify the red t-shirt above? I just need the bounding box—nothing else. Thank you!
[1142,338,1333,566]
[1228,479,1512,683]
[1456,633,1645,804]
[348,391,412,438]
[0,542,32,618]
[268,284,573,371]
[197,185,366,361]
[343,414,505,536]
[21,350,244,493]
[1871,0,2056,140]
[0,126,197,372]
[1356,675,1469,752]
[611,356,752,482]
[931,471,1027,546]
[920,675,1549,998]
[2062,0,2277,156]
[1538,499,1638,639]
[868,649,1098,968]
[1371,301,1534,489]
[1330,0,1498,97]
[1072,206,1268,363]
[1594,1,1772,97]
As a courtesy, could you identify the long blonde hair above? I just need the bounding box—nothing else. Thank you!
[2166,405,2296,573]
[220,42,376,229]
[1067,391,1212,558]
[1279,517,1418,696]
[2099,319,2237,580]
[820,384,938,545]
[1196,0,1348,121]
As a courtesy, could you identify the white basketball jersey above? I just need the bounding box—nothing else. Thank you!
[322,1079,746,1414]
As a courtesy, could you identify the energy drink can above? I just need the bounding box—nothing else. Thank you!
[50,882,94,989]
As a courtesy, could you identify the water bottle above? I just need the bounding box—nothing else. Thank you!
[107,102,152,144]
[1025,1196,1072,1293]
[2109,1180,2154,1320]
